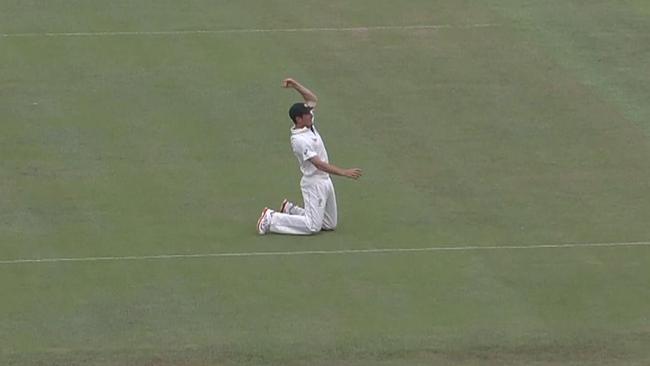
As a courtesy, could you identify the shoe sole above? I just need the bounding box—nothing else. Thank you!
[279,199,289,213]
[256,207,269,235]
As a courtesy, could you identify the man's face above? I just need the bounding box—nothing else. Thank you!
[296,112,313,128]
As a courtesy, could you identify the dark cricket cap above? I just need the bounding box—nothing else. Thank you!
[288,102,313,122]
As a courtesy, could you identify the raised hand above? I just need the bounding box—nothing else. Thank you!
[282,78,297,88]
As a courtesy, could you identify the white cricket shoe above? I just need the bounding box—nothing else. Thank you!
[279,199,294,214]
[256,207,273,235]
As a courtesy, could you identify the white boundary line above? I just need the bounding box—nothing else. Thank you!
[1,241,648,265]
[0,23,500,38]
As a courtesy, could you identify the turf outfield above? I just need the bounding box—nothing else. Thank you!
[1,1,650,365]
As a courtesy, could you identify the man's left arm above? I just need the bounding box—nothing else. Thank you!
[309,157,362,180]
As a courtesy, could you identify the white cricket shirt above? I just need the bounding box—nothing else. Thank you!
[290,120,329,180]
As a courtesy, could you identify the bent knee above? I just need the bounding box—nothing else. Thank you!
[322,224,337,231]
[305,219,322,234]
[307,225,322,234]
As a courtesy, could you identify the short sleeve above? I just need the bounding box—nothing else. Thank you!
[291,137,317,163]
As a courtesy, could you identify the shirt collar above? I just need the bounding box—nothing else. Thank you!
[291,126,310,135]
[291,126,316,135]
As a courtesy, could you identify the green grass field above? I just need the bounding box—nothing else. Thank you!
[2,1,650,365]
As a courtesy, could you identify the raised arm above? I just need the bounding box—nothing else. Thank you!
[282,78,318,106]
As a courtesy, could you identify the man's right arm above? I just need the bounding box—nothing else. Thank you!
[282,78,318,106]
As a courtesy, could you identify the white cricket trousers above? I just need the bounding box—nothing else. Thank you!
[269,176,337,235]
